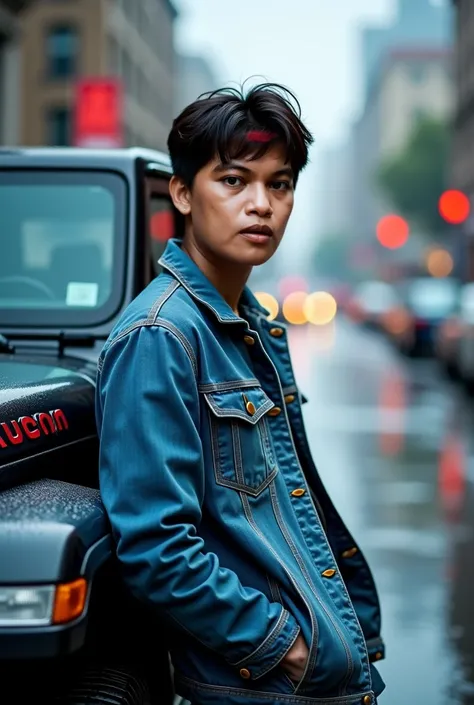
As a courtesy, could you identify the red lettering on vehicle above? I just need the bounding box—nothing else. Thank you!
[19,416,41,439]
[0,409,69,449]
[2,420,23,445]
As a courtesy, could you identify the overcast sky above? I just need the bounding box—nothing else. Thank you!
[173,0,396,271]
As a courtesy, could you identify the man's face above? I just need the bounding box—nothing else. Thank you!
[176,143,295,267]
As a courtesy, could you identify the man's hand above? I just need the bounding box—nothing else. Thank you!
[281,633,309,682]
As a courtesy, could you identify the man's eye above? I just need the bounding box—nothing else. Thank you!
[223,176,243,187]
[272,181,291,191]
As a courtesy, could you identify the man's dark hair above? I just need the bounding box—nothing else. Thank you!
[167,81,314,187]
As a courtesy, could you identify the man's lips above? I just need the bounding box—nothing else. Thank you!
[239,224,274,237]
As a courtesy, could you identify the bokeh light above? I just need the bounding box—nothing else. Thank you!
[376,214,409,249]
[438,190,470,225]
[278,275,309,300]
[426,248,454,278]
[282,291,308,325]
[253,291,279,321]
[303,291,338,325]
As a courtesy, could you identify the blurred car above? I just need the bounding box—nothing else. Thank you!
[345,280,402,332]
[434,282,474,379]
[395,276,460,357]
[454,283,474,393]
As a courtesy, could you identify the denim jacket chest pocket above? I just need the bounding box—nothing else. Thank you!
[203,385,278,496]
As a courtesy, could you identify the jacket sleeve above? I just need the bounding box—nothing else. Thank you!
[96,323,300,680]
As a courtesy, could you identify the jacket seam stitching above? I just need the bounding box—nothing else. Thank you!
[198,379,261,393]
[147,279,181,323]
[101,319,198,376]
[230,608,290,666]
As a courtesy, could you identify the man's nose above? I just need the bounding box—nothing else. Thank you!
[246,185,273,216]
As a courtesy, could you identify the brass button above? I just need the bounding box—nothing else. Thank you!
[246,401,256,416]
[374,652,382,661]
[362,696,372,705]
[243,335,255,345]
[284,394,295,404]
[341,547,358,559]
[269,327,284,337]
[267,406,282,417]
[322,568,336,579]
[239,668,251,679]
[291,488,306,497]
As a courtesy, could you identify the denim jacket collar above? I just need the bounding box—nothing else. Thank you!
[158,239,270,325]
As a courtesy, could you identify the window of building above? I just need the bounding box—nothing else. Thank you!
[46,25,79,79]
[408,62,425,84]
[46,106,71,146]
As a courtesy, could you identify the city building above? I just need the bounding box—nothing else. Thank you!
[451,0,474,278]
[361,0,452,107]
[0,1,34,145]
[351,46,453,247]
[174,53,219,115]
[18,0,177,150]
[347,0,455,260]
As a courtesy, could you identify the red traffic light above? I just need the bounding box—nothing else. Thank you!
[438,190,470,224]
[376,214,409,249]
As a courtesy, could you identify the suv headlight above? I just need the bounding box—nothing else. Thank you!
[0,578,87,626]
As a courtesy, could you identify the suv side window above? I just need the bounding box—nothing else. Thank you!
[144,177,182,282]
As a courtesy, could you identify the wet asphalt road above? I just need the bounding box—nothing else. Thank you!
[289,315,474,705]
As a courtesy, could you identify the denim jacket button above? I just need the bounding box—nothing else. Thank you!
[269,327,284,337]
[362,696,372,705]
[239,668,251,679]
[267,406,282,417]
[284,394,296,404]
[322,568,337,578]
[243,335,255,345]
[291,488,306,497]
[245,401,256,416]
[341,547,358,559]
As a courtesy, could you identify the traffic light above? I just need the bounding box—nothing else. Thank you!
[376,214,409,249]
[438,190,470,224]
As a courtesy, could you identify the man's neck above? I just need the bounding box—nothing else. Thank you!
[181,239,251,314]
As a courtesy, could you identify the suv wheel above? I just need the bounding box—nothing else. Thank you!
[57,664,152,705]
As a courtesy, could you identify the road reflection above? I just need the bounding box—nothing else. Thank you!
[288,316,474,705]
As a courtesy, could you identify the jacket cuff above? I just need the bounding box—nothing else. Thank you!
[366,636,385,663]
[230,608,301,680]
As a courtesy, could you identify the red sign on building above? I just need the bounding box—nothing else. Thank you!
[73,78,123,148]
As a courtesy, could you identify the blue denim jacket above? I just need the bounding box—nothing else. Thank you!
[96,239,386,705]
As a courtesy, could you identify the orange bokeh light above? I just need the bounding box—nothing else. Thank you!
[439,190,470,225]
[376,215,409,249]
[282,291,308,325]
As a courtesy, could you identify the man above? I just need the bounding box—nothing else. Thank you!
[96,83,386,705]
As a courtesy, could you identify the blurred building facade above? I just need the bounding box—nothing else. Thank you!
[361,0,451,105]
[451,0,474,279]
[0,1,34,145]
[348,0,454,253]
[174,53,219,115]
[18,0,177,150]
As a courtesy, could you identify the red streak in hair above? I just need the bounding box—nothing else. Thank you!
[246,130,275,143]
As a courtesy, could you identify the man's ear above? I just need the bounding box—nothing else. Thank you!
[169,175,191,216]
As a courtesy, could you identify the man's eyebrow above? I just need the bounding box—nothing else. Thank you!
[212,162,294,178]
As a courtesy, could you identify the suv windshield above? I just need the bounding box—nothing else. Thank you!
[0,169,127,327]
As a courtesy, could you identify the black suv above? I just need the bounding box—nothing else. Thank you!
[0,147,183,705]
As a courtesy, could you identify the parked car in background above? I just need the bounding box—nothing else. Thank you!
[434,282,474,379]
[395,277,460,357]
[454,283,474,393]
[346,280,402,332]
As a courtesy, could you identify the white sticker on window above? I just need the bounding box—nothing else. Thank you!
[66,282,99,307]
